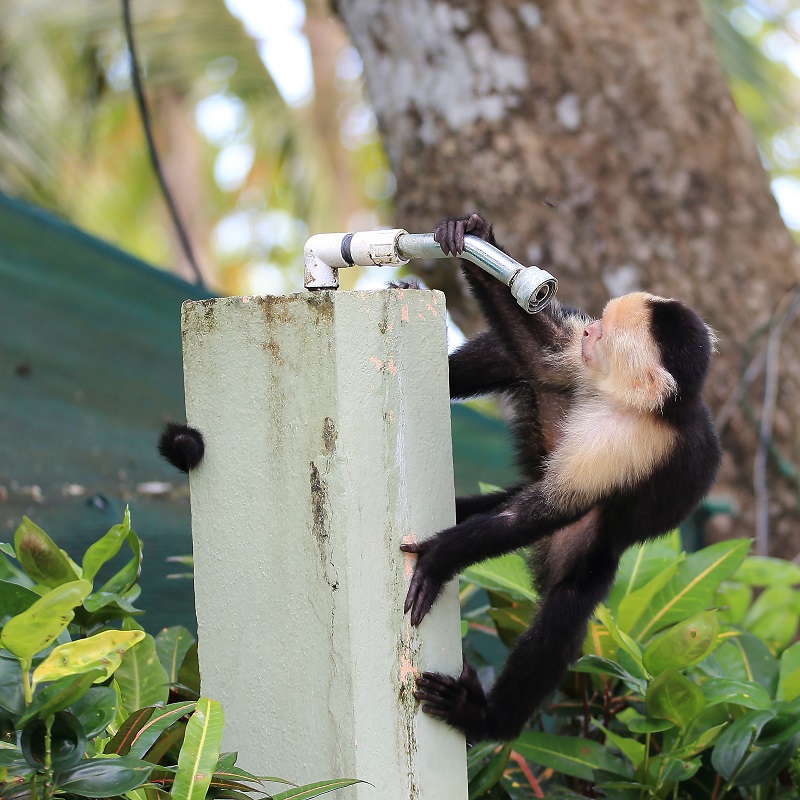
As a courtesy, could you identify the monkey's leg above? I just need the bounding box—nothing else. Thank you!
[415,541,620,742]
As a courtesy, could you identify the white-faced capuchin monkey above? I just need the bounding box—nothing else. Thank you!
[400,213,721,744]
[159,213,721,744]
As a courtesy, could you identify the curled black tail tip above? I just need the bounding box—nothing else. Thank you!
[159,422,205,473]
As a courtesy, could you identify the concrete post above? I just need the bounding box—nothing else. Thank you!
[181,289,467,799]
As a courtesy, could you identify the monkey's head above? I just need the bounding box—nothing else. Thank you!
[581,291,714,412]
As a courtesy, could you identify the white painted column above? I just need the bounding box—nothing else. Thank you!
[181,289,467,799]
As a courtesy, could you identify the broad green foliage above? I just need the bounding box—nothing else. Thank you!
[462,537,800,798]
[0,513,358,800]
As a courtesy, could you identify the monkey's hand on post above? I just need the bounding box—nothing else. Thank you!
[414,660,489,744]
[434,213,493,256]
[400,540,449,626]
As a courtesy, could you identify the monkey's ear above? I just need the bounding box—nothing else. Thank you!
[639,365,677,410]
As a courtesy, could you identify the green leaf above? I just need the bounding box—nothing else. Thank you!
[104,706,155,755]
[14,518,80,588]
[571,655,646,694]
[734,556,800,586]
[714,633,779,697]
[608,541,679,613]
[96,531,142,596]
[616,561,680,635]
[32,628,146,687]
[462,554,536,601]
[645,669,705,730]
[0,581,39,626]
[486,606,532,647]
[106,702,196,759]
[155,627,195,684]
[20,711,86,770]
[711,708,775,781]
[177,643,200,697]
[116,631,170,711]
[758,699,800,745]
[742,585,800,652]
[53,756,155,797]
[777,641,800,701]
[17,669,105,727]
[268,780,363,800]
[732,739,796,787]
[633,540,750,639]
[69,685,118,737]
[1,580,92,660]
[170,698,224,800]
[700,678,771,710]
[647,755,701,783]
[81,509,131,582]
[626,716,675,734]
[0,653,25,714]
[715,581,751,625]
[467,741,510,798]
[642,611,719,675]
[512,730,630,781]
[594,606,645,675]
[593,721,646,768]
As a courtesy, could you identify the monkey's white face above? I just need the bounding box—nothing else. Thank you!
[580,292,678,412]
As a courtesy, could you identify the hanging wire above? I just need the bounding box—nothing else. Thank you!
[121,0,205,288]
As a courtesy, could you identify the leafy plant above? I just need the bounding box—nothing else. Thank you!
[462,533,800,799]
[0,512,358,800]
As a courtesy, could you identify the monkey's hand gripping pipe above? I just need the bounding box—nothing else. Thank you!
[303,229,557,314]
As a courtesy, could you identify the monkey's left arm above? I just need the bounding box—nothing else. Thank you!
[401,485,589,626]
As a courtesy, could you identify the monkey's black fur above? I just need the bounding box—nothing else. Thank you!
[402,213,721,743]
[158,423,205,473]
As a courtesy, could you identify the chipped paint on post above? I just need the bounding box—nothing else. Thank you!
[182,290,467,799]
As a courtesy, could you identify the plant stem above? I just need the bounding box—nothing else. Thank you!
[20,658,32,705]
[42,715,53,800]
[639,732,651,800]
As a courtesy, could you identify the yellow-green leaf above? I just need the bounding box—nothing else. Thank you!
[642,611,720,675]
[14,518,80,588]
[171,698,224,800]
[645,669,705,730]
[32,629,145,687]
[81,509,131,582]
[1,580,92,660]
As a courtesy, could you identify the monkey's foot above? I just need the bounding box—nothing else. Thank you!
[414,660,489,743]
[434,214,492,256]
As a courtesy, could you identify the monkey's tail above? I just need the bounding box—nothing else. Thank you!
[158,422,205,473]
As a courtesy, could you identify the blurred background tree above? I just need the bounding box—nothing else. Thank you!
[2,0,800,549]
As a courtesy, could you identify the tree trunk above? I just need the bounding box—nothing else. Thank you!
[335,0,800,552]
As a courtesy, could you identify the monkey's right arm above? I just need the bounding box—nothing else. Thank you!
[436,215,580,385]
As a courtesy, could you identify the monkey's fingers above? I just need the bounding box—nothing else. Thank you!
[406,571,439,626]
[435,219,462,257]
[464,213,490,241]
[400,541,424,555]
[416,672,461,699]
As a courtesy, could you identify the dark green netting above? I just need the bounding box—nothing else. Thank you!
[0,193,213,632]
[0,192,518,633]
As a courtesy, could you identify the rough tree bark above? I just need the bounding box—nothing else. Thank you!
[334,0,800,552]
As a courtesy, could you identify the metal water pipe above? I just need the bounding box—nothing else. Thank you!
[303,229,558,313]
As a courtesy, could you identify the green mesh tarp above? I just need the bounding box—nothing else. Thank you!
[0,193,213,631]
[0,192,518,632]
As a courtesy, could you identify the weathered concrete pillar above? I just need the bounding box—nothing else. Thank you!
[181,289,467,798]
